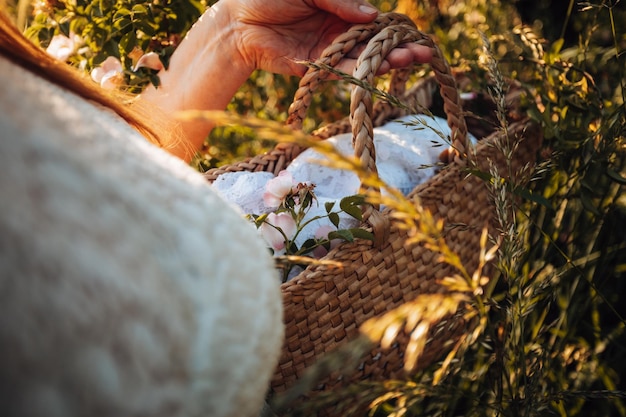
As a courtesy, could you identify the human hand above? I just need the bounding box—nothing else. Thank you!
[140,0,433,159]
[220,0,433,76]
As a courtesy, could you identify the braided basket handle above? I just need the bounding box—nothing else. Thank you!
[286,13,468,244]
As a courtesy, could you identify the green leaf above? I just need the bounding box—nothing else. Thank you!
[467,168,492,183]
[287,241,299,254]
[253,212,269,227]
[348,228,374,241]
[340,195,366,221]
[551,38,565,55]
[328,229,354,243]
[512,186,554,211]
[113,8,131,18]
[113,17,132,32]
[131,4,148,14]
[118,31,137,54]
[300,239,317,252]
[159,45,176,70]
[324,201,335,213]
[149,74,161,88]
[135,20,157,36]
[328,212,340,228]
[328,228,374,243]
[299,189,315,210]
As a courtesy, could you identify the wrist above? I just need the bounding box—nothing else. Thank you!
[187,1,256,82]
[140,2,253,158]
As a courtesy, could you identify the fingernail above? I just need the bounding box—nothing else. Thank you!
[359,4,378,15]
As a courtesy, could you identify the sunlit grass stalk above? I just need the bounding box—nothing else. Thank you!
[607,1,626,104]
[478,31,546,416]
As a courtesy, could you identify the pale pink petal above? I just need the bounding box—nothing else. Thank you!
[91,56,123,89]
[99,71,123,90]
[100,56,123,73]
[263,171,296,209]
[260,223,283,251]
[273,213,297,239]
[90,66,105,83]
[267,171,295,197]
[260,212,297,251]
[132,52,164,71]
[314,225,335,240]
[262,192,283,209]
[312,225,340,258]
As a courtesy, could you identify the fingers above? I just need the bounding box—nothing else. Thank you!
[350,43,432,64]
[339,43,433,74]
[382,43,433,68]
[331,58,394,76]
[311,0,379,23]
[331,57,400,77]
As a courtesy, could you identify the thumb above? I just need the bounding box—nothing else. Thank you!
[313,0,379,23]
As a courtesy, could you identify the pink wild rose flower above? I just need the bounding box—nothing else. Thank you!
[46,33,80,62]
[91,56,124,90]
[259,212,297,252]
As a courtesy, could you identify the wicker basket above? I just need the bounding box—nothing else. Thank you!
[204,12,542,398]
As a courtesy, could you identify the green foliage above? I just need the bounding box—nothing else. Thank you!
[247,176,373,282]
[23,0,207,91]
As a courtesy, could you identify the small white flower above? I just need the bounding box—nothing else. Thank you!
[46,33,80,62]
[91,56,123,90]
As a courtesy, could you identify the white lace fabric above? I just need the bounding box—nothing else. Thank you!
[214,114,457,219]
[212,114,475,281]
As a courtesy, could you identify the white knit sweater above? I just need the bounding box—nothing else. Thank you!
[0,56,283,417]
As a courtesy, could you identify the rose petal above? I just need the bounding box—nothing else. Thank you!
[100,56,123,73]
[273,212,297,239]
[100,71,123,90]
[262,191,283,210]
[263,171,296,209]
[314,225,335,240]
[132,52,164,72]
[91,56,123,88]
[90,66,105,83]
[260,212,297,251]
[127,46,144,63]
[312,225,341,258]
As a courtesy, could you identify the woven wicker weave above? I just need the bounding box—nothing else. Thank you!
[204,13,542,396]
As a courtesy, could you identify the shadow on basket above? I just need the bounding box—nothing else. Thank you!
[202,12,544,416]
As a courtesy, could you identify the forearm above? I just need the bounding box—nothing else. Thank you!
[139,2,253,160]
